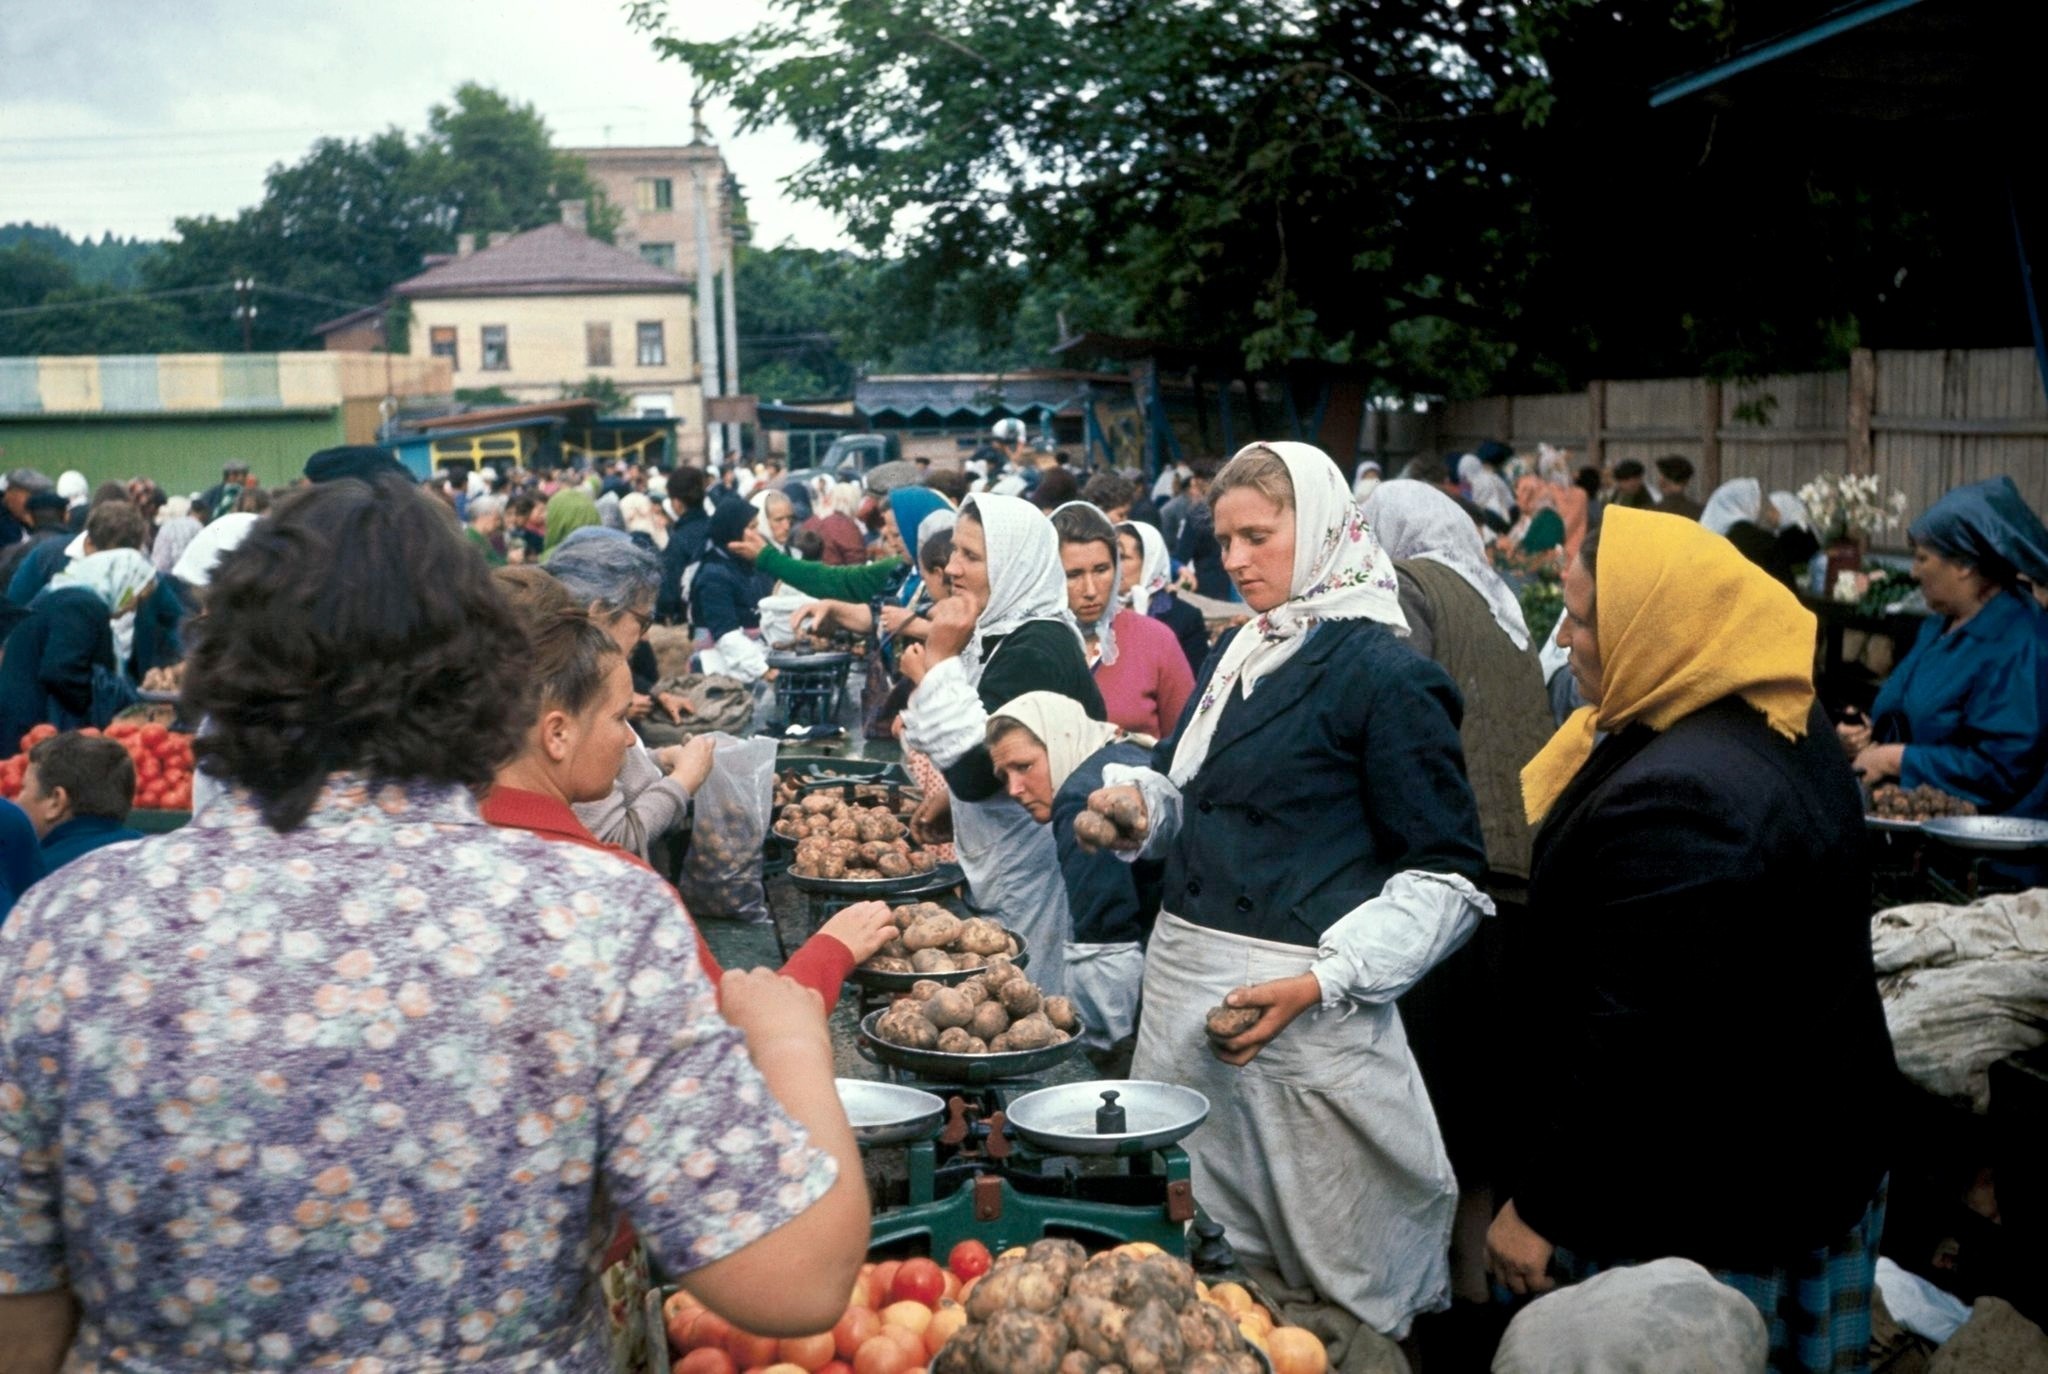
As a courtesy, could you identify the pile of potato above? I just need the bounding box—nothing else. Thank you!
[862,904,1021,977]
[773,773,908,810]
[873,957,1078,1055]
[1869,783,1978,821]
[934,1241,1264,1374]
[779,792,940,879]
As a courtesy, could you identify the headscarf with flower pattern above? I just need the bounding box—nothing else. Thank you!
[1166,441,1406,785]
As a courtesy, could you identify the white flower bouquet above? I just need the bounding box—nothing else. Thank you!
[1796,472,1909,543]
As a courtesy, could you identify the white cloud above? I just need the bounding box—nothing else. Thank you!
[0,0,849,249]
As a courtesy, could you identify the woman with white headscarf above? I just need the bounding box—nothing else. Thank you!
[899,493,1106,995]
[1360,478,1558,1304]
[1115,518,1209,673]
[0,549,157,751]
[1081,442,1489,1339]
[149,497,201,575]
[1702,477,1822,586]
[985,691,1159,1071]
[1048,502,1194,738]
[1459,452,1516,529]
[619,491,670,550]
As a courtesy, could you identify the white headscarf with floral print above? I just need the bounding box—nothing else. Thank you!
[1167,441,1406,785]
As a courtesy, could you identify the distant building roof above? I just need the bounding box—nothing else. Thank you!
[311,303,386,337]
[392,223,690,299]
[406,399,601,431]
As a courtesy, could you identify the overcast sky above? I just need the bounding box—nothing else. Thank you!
[0,0,847,249]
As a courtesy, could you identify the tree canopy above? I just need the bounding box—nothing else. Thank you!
[637,0,2025,397]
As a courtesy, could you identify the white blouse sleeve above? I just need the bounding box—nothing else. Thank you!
[900,656,986,770]
[1309,871,1496,1008]
[711,629,770,685]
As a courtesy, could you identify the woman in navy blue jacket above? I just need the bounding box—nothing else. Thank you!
[1080,442,1487,1339]
[1842,476,2048,817]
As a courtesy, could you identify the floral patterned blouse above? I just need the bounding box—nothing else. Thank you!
[0,776,836,1372]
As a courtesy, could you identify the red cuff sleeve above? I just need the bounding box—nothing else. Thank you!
[779,934,857,1011]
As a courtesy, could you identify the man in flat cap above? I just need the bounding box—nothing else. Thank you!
[0,468,54,549]
[1654,455,1703,521]
[1608,460,1656,511]
[303,445,413,486]
[195,460,254,524]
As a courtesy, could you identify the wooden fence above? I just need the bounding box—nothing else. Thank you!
[1423,347,2048,536]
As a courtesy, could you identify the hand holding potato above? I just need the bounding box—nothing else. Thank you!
[1207,973,1321,1066]
[1077,785,1150,853]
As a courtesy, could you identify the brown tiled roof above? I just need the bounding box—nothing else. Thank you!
[392,224,688,299]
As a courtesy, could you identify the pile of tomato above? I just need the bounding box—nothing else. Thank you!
[0,720,195,812]
[664,1243,993,1374]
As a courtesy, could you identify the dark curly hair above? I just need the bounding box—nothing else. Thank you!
[182,477,534,831]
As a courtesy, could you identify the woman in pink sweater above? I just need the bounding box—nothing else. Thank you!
[1050,501,1194,738]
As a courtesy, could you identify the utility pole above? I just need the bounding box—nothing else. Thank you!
[233,277,256,352]
[691,165,724,466]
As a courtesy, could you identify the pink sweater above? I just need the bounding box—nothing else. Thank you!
[1092,608,1196,738]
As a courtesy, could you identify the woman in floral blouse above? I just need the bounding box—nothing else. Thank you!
[0,477,868,1373]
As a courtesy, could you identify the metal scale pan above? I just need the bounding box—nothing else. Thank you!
[837,1079,949,1146]
[1922,816,2048,853]
[1003,1081,1211,1157]
[858,1009,1083,1084]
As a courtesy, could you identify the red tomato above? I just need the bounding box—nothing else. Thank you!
[888,1259,945,1310]
[831,1307,881,1361]
[945,1242,991,1283]
[140,723,168,747]
[778,1334,836,1372]
[725,1330,779,1369]
[676,1349,738,1374]
[818,1362,853,1374]
[866,1261,901,1311]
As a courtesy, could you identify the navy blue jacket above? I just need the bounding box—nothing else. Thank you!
[1150,619,1485,945]
[0,587,115,756]
[37,813,143,878]
[0,798,42,923]
[1054,740,1163,945]
[1173,503,1231,600]
[1870,590,2048,817]
[6,536,71,606]
[689,548,776,641]
[658,508,713,624]
[1149,594,1209,677]
[1511,697,1894,1266]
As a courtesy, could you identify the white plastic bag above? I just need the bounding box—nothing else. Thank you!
[676,732,776,923]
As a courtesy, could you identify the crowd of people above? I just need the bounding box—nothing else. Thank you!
[0,418,2044,1374]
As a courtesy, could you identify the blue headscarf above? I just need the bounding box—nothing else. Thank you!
[887,485,954,609]
[1911,477,2048,589]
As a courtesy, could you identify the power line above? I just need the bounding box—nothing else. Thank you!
[0,282,232,319]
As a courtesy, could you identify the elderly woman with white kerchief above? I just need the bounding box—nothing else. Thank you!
[1082,442,1489,1339]
[899,493,1106,995]
[1700,477,1821,587]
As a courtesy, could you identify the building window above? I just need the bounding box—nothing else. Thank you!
[635,178,674,211]
[481,325,509,371]
[429,326,458,371]
[586,322,613,368]
[638,242,677,271]
[637,322,665,367]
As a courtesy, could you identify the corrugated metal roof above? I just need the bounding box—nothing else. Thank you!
[393,224,690,299]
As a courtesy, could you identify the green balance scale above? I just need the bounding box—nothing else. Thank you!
[846,1077,1209,1259]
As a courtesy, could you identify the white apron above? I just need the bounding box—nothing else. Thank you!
[1064,940,1145,1053]
[953,791,1069,998]
[1132,912,1456,1338]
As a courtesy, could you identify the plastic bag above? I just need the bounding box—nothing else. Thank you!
[676,732,776,923]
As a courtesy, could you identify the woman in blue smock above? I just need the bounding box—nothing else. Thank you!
[1840,476,2048,816]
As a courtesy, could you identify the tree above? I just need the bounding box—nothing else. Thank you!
[134,84,622,352]
[634,0,2014,396]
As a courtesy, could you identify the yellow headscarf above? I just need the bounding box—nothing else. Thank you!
[1521,506,1818,826]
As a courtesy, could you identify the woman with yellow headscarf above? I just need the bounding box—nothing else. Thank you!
[1488,507,1896,1374]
